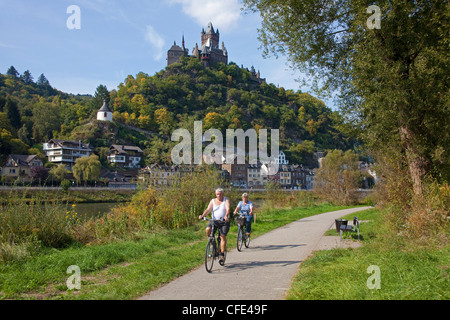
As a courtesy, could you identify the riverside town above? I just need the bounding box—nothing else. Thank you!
[0,1,447,308]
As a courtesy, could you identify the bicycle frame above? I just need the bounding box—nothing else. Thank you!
[203,217,226,273]
[236,213,251,251]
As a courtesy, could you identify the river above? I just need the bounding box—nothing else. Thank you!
[74,202,123,219]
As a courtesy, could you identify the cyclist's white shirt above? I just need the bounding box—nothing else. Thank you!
[212,197,227,220]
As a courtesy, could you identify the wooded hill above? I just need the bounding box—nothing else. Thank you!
[0,58,356,168]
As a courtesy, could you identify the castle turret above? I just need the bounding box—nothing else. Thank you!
[192,43,199,57]
[97,100,113,122]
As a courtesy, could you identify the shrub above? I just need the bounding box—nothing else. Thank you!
[71,166,226,244]
[0,192,76,262]
[60,179,71,192]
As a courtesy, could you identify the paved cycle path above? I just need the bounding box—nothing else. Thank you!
[139,207,371,300]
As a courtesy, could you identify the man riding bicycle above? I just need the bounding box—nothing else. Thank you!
[199,188,230,265]
[233,193,254,236]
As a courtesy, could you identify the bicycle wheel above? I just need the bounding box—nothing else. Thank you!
[237,226,244,252]
[205,238,215,273]
[244,232,250,248]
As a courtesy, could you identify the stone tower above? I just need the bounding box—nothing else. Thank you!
[201,22,220,49]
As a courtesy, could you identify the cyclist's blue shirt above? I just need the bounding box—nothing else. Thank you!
[237,201,253,214]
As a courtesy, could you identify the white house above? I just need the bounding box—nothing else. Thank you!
[97,100,113,122]
[276,151,289,165]
[43,139,94,170]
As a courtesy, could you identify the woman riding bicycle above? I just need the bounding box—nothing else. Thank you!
[233,193,254,236]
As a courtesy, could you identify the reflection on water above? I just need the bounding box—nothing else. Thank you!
[74,202,122,219]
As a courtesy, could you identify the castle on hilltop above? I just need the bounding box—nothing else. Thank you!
[167,22,266,84]
[167,22,228,68]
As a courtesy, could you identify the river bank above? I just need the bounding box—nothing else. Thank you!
[0,203,358,300]
[0,188,135,205]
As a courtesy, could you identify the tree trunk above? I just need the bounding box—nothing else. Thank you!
[399,125,429,197]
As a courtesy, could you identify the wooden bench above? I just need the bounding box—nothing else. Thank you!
[339,217,360,240]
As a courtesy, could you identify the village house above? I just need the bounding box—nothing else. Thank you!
[1,154,44,183]
[43,139,94,170]
[108,145,144,169]
[140,164,183,187]
[279,164,292,188]
[247,162,268,189]
[221,162,247,188]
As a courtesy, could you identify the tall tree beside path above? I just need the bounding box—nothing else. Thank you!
[243,0,450,198]
[313,149,361,205]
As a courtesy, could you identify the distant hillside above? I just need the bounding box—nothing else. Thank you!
[0,59,356,167]
[109,56,355,166]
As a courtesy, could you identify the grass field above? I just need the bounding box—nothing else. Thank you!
[0,202,355,300]
[286,209,449,300]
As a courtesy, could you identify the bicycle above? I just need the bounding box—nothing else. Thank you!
[235,213,251,252]
[203,217,227,273]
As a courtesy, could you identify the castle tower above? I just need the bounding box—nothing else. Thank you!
[167,36,189,66]
[201,22,220,49]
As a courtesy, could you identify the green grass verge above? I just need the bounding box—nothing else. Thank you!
[0,203,356,300]
[286,209,449,300]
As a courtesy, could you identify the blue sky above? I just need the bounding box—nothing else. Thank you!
[0,0,331,106]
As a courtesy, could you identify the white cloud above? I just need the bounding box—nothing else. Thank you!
[168,0,242,31]
[145,25,166,61]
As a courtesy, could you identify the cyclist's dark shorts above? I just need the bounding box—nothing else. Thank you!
[207,220,230,236]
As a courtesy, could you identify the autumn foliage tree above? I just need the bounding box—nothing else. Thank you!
[313,150,362,205]
[243,0,449,200]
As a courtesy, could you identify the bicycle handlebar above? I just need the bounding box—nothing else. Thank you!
[236,212,250,217]
[203,217,225,222]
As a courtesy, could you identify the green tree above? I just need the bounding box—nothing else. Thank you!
[6,66,19,78]
[36,73,55,96]
[313,149,361,205]
[17,125,31,145]
[21,70,34,85]
[49,164,70,183]
[37,73,49,87]
[288,140,316,166]
[243,0,449,197]
[72,155,101,185]
[144,137,175,165]
[5,98,21,130]
[0,112,13,133]
[32,98,62,141]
